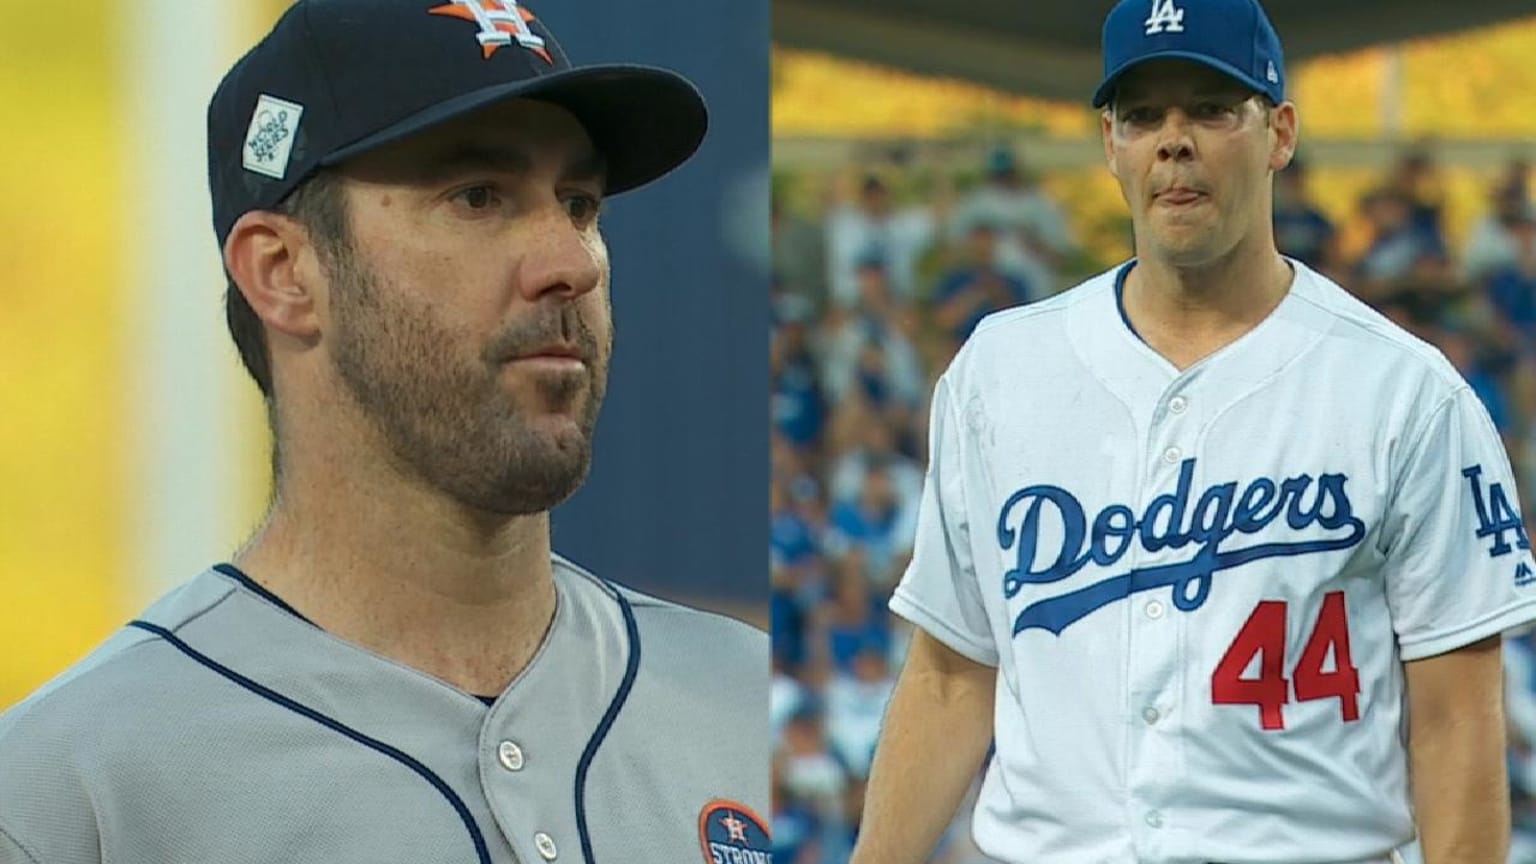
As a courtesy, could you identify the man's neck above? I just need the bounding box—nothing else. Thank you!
[232,459,558,700]
[1123,242,1295,371]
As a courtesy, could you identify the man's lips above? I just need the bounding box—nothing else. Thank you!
[503,344,588,371]
[516,344,585,361]
[1156,187,1205,206]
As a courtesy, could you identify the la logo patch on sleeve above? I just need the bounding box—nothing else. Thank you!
[698,799,770,863]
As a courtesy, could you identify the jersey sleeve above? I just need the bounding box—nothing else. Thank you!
[1381,386,1536,661]
[888,375,999,666]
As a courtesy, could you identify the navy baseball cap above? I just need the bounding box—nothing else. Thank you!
[209,0,708,246]
[1091,0,1285,108]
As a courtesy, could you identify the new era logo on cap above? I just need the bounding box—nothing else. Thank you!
[242,94,304,180]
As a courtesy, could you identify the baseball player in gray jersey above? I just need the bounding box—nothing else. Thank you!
[0,2,768,863]
[852,1,1533,863]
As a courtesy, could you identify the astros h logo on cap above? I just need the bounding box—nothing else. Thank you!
[428,0,553,63]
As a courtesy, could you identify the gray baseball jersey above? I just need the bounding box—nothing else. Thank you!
[0,557,769,864]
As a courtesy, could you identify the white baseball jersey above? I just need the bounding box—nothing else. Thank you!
[890,259,1536,864]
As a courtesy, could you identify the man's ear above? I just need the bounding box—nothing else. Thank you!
[1268,100,1299,172]
[223,210,325,345]
[1102,109,1120,179]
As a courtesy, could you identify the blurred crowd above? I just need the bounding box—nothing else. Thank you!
[769,144,1536,864]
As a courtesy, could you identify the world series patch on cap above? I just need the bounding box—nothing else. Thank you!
[207,0,708,248]
[697,799,771,863]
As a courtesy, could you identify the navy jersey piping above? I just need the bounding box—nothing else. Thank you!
[125,619,492,864]
[574,586,642,864]
[213,563,316,626]
[1114,260,1141,342]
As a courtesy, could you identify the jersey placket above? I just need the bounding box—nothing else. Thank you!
[476,575,625,864]
[1124,380,1197,860]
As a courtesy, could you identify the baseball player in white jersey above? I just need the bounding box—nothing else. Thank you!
[851,1,1536,863]
[0,2,769,863]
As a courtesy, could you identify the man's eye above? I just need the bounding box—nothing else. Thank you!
[1123,107,1159,124]
[455,185,499,210]
[565,194,602,222]
[1195,102,1230,118]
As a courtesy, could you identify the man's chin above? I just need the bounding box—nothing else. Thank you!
[470,451,592,516]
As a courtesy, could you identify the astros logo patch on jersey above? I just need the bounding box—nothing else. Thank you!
[697,800,771,864]
[999,457,1366,636]
[429,0,553,63]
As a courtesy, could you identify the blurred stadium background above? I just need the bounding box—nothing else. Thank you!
[0,0,768,711]
[769,5,1536,863]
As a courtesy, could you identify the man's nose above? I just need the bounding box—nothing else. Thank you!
[1155,110,1196,162]
[516,206,603,302]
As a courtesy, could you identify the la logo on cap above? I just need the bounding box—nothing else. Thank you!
[429,0,553,63]
[1144,0,1186,35]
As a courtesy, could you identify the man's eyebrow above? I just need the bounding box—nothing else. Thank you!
[1114,85,1248,106]
[422,144,532,179]
[415,143,608,185]
[566,151,608,185]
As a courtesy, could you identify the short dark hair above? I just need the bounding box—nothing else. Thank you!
[223,169,350,403]
[1256,93,1277,124]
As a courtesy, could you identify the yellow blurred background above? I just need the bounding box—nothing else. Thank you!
[0,0,287,708]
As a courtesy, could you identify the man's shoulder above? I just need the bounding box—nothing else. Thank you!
[0,572,237,757]
[551,555,765,659]
[946,266,1116,374]
[613,583,768,661]
[977,265,1113,327]
[551,556,767,737]
[1288,262,1465,394]
[0,576,239,863]
[0,629,159,736]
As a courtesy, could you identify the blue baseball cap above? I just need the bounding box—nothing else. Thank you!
[209,0,708,247]
[1091,0,1285,109]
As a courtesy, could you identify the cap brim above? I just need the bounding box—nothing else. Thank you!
[321,64,707,196]
[1092,51,1267,108]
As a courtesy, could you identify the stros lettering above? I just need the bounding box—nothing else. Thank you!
[998,459,1366,636]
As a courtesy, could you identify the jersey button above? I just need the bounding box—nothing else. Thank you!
[1144,599,1165,619]
[534,832,558,861]
[1168,396,1187,415]
[1162,446,1182,464]
[1142,706,1160,724]
[1145,810,1163,828]
[497,740,525,772]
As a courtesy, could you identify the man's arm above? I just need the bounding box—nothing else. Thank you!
[850,628,995,864]
[1405,634,1509,864]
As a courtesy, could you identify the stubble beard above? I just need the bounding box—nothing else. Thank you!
[325,243,609,516]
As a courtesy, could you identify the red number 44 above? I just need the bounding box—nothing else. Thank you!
[1211,591,1360,731]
